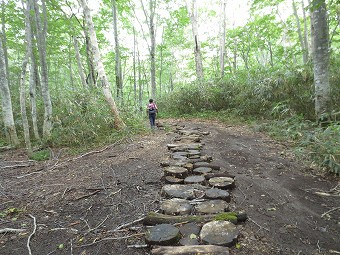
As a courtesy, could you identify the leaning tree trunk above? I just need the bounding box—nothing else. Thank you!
[186,0,204,81]
[0,31,19,146]
[32,0,53,138]
[112,0,123,102]
[219,0,226,77]
[311,0,331,121]
[73,35,87,88]
[79,0,125,130]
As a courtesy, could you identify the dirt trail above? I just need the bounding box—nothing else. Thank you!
[0,120,339,255]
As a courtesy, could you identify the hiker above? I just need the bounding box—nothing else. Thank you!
[147,99,158,128]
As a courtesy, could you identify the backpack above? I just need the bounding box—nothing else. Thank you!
[148,103,156,114]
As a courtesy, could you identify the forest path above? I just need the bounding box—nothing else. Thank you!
[0,119,339,255]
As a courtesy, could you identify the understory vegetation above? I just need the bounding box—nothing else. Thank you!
[158,62,340,175]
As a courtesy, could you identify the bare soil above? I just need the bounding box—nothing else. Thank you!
[0,119,339,255]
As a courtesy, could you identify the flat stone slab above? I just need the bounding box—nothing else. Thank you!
[172,152,188,160]
[164,176,184,184]
[194,162,220,170]
[184,175,206,185]
[179,222,201,236]
[208,177,235,189]
[200,221,239,246]
[161,184,207,200]
[193,167,213,175]
[145,224,180,245]
[205,189,231,202]
[179,236,200,246]
[164,166,188,178]
[160,198,193,215]
[151,245,229,255]
[194,200,229,214]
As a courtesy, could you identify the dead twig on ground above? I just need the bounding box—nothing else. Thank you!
[112,216,145,232]
[317,240,321,253]
[237,186,247,206]
[127,244,148,248]
[85,215,110,235]
[329,250,340,254]
[1,164,31,169]
[49,138,127,171]
[77,233,144,248]
[321,207,340,218]
[0,228,26,234]
[75,190,101,201]
[16,168,44,179]
[27,214,37,255]
[248,217,270,232]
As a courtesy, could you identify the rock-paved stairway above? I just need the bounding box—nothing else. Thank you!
[143,124,247,255]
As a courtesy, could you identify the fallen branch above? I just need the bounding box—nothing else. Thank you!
[112,216,145,231]
[75,190,101,201]
[127,244,148,249]
[0,228,26,234]
[321,207,340,218]
[16,168,44,179]
[315,191,340,197]
[1,164,31,169]
[49,138,127,171]
[329,250,340,254]
[27,214,37,255]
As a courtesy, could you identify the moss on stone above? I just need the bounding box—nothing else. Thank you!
[214,212,238,224]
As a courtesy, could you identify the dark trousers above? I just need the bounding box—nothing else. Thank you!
[149,113,156,127]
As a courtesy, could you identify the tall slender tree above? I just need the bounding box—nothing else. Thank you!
[1,0,9,88]
[185,0,204,81]
[140,0,157,100]
[78,0,125,130]
[32,0,53,138]
[311,0,330,120]
[112,0,123,102]
[219,0,227,77]
[0,31,19,146]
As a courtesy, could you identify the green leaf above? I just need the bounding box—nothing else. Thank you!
[58,244,64,249]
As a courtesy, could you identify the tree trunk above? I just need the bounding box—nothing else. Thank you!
[149,0,156,100]
[159,27,164,97]
[73,35,87,88]
[26,0,40,140]
[112,0,123,102]
[292,0,308,65]
[133,27,137,107]
[139,0,157,100]
[301,0,309,61]
[32,0,53,138]
[0,31,19,146]
[311,0,331,120]
[19,54,33,156]
[79,0,125,130]
[1,0,9,88]
[21,0,33,155]
[84,24,96,87]
[219,0,226,77]
[186,0,204,81]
